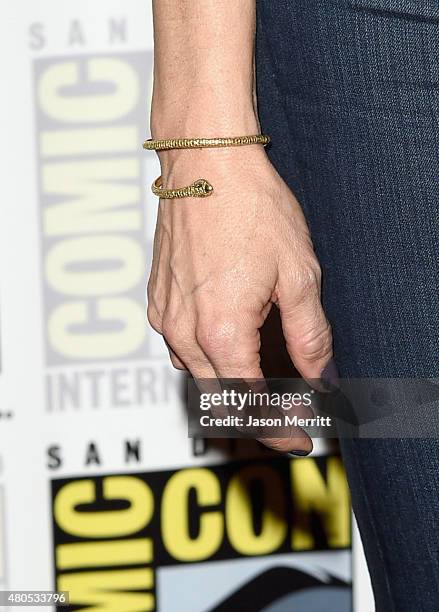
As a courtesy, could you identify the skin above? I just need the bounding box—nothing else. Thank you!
[147,0,333,454]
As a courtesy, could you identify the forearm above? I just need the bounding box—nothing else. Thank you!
[151,0,259,137]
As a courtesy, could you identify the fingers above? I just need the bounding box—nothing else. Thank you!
[147,276,220,393]
[278,264,334,387]
[194,309,313,454]
[160,311,218,378]
[195,311,262,380]
[167,345,187,370]
[147,281,316,455]
[147,302,193,373]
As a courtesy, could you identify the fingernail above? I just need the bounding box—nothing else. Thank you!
[321,358,339,391]
[285,450,311,457]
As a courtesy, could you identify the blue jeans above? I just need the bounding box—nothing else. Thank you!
[256,1,439,610]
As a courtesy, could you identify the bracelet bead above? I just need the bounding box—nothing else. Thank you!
[143,134,270,151]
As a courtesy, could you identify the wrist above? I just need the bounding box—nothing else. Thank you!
[150,104,263,174]
[150,92,260,140]
[156,144,270,182]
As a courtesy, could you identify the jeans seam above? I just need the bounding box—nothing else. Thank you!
[350,444,396,612]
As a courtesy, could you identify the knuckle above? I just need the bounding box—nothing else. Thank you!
[312,262,322,286]
[161,314,188,349]
[161,322,176,345]
[296,322,333,363]
[196,318,239,354]
[146,306,162,333]
[296,265,321,296]
[146,277,157,303]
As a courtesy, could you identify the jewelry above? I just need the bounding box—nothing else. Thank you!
[143,134,270,151]
[152,176,214,199]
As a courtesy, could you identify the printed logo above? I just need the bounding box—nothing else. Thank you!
[52,456,352,611]
[35,52,151,367]
[33,51,180,411]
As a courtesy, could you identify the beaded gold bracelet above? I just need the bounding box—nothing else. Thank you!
[146,133,270,199]
[144,134,270,151]
[152,177,214,199]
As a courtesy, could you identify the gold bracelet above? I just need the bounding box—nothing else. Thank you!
[143,134,270,151]
[152,176,214,199]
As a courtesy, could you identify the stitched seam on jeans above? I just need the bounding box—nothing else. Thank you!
[399,440,439,601]
[350,444,397,611]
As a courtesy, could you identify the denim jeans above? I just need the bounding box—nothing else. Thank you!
[256,1,439,610]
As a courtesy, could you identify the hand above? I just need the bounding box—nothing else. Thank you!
[147,146,333,454]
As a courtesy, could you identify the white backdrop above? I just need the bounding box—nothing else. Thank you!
[0,1,372,610]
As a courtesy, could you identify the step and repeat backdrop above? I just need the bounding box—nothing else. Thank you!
[0,1,373,610]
